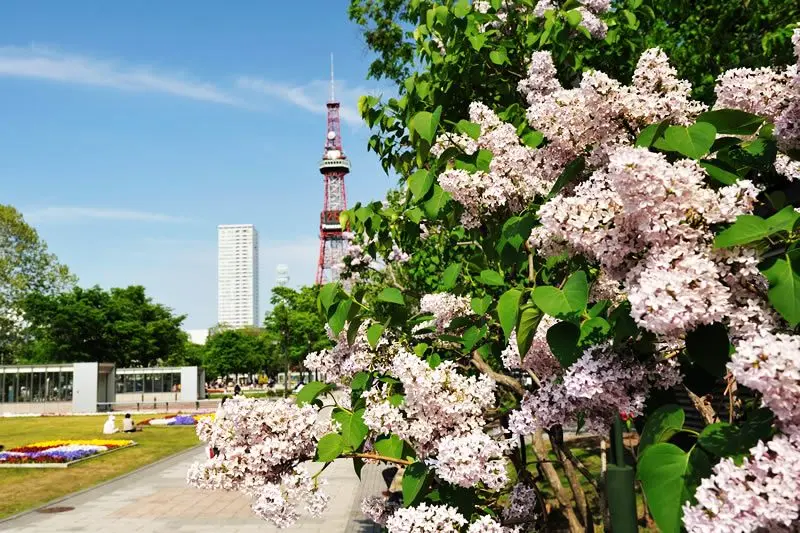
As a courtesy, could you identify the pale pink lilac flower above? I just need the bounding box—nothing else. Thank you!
[501,316,561,379]
[419,293,474,332]
[187,397,330,528]
[683,433,800,533]
[729,331,800,428]
[775,153,800,181]
[433,430,514,489]
[466,515,521,533]
[361,495,399,526]
[576,8,607,39]
[503,483,539,524]
[385,503,467,533]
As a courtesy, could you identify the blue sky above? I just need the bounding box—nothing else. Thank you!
[0,1,395,329]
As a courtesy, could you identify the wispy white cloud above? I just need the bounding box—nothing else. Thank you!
[25,206,191,224]
[236,77,382,126]
[0,45,240,105]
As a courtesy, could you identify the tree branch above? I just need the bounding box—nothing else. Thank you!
[472,351,525,396]
[685,386,717,425]
[343,452,414,467]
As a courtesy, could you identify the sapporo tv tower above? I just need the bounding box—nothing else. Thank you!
[315,54,350,285]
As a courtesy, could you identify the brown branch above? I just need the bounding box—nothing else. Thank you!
[560,443,599,491]
[532,432,584,533]
[685,386,717,425]
[471,351,525,396]
[343,453,414,467]
[550,433,592,531]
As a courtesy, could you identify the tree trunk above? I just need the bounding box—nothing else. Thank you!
[532,432,584,533]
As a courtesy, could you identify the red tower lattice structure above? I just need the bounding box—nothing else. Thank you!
[315,55,350,285]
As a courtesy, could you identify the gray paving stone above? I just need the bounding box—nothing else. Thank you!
[0,448,385,533]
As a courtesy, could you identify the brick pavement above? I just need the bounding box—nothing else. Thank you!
[1,447,383,533]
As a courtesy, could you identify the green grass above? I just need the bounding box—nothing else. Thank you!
[0,414,200,519]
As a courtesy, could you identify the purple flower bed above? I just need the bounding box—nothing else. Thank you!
[170,415,197,425]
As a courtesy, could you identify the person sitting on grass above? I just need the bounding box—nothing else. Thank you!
[102,414,118,434]
[122,413,136,433]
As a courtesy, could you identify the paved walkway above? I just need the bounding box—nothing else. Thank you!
[1,447,384,533]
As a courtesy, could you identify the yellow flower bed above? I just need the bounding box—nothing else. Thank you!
[26,439,135,448]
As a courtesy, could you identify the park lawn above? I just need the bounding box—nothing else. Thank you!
[0,414,200,519]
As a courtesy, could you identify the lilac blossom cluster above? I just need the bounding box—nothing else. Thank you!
[437,102,570,228]
[715,29,800,151]
[538,146,759,337]
[384,502,519,533]
[509,344,681,434]
[362,349,509,487]
[419,292,474,333]
[683,433,800,532]
[186,396,331,528]
[500,315,561,379]
[305,322,397,384]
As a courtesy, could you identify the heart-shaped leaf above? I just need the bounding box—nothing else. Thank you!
[662,123,717,159]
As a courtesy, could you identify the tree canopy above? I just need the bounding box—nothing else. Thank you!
[20,285,187,367]
[0,205,75,363]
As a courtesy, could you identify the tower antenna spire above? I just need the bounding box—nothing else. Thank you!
[330,53,335,102]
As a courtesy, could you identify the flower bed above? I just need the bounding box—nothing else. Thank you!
[0,439,136,468]
[138,413,212,427]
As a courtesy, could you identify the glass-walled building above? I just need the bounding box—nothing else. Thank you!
[1,364,74,404]
[115,370,182,395]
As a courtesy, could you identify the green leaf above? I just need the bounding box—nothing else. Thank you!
[765,206,800,234]
[319,283,340,312]
[367,323,385,349]
[479,269,506,286]
[377,287,405,305]
[453,0,470,18]
[427,353,441,368]
[699,161,739,185]
[476,149,493,172]
[389,393,405,407]
[638,405,685,455]
[638,444,711,533]
[440,263,461,290]
[579,316,610,343]
[713,215,770,248]
[563,271,588,312]
[410,110,439,143]
[315,433,344,462]
[374,434,404,459]
[329,299,351,336]
[516,306,542,356]
[533,286,573,317]
[402,462,430,506]
[497,289,522,341]
[332,408,369,450]
[697,419,771,460]
[296,381,333,406]
[685,323,730,377]
[697,109,764,135]
[761,258,800,326]
[547,157,585,199]
[636,121,669,148]
[546,321,581,367]
[423,184,450,218]
[455,119,480,140]
[408,169,434,200]
[521,130,544,148]
[565,8,582,27]
[471,295,492,315]
[353,457,365,479]
[489,48,508,65]
[662,123,717,159]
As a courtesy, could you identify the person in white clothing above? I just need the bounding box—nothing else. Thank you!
[122,413,135,433]
[102,414,118,434]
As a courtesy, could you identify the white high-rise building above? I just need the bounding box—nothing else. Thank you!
[217,224,259,328]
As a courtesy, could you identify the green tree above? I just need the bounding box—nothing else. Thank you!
[262,285,333,388]
[0,205,75,363]
[203,328,266,382]
[19,285,186,366]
